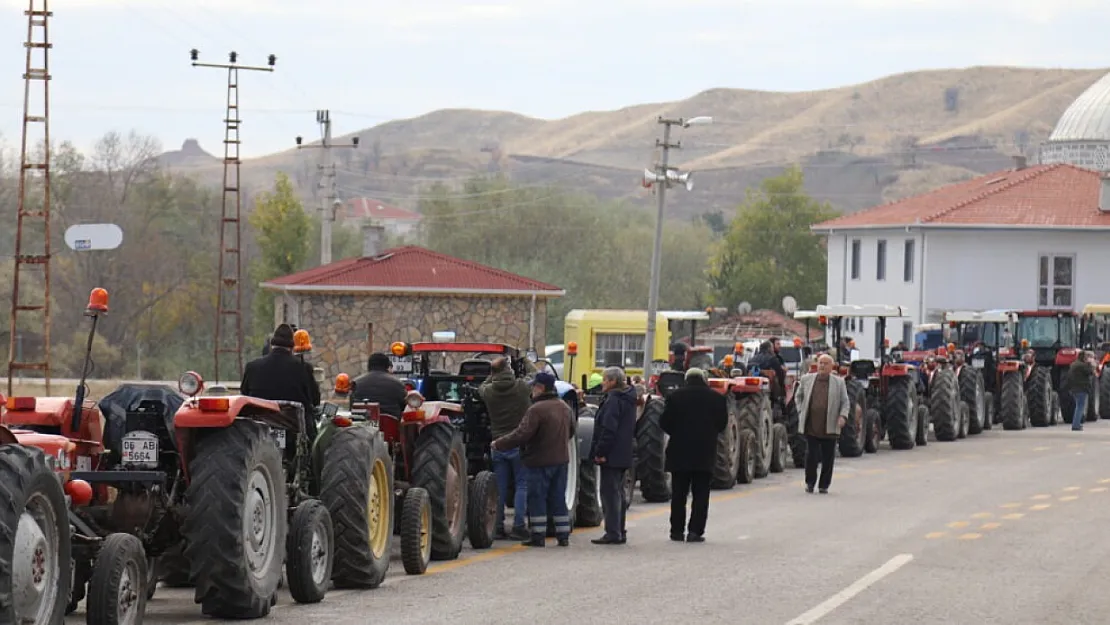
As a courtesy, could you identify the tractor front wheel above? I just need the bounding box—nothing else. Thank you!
[884,377,917,450]
[711,413,740,489]
[1000,371,1026,430]
[635,400,670,502]
[466,471,498,549]
[412,423,467,561]
[399,488,432,575]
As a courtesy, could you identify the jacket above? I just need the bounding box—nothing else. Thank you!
[590,385,637,469]
[1065,359,1095,393]
[351,370,408,418]
[479,369,532,438]
[793,372,850,437]
[492,393,576,468]
[241,348,321,418]
[749,351,786,391]
[659,381,728,473]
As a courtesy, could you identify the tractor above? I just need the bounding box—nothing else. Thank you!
[816,304,928,453]
[1013,310,1080,427]
[917,343,970,442]
[1080,303,1110,420]
[944,309,1017,433]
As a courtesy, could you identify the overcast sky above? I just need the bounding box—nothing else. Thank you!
[0,0,1107,159]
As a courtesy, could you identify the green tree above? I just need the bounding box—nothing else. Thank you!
[708,166,838,311]
[248,172,311,343]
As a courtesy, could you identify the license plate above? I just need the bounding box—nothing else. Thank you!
[972,358,985,369]
[271,428,286,449]
[390,356,413,373]
[121,431,159,465]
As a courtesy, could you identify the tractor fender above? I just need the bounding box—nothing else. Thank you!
[416,400,463,424]
[575,410,596,462]
[0,425,17,445]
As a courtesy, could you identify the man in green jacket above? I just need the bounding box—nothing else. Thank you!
[479,357,532,539]
[1066,351,1096,431]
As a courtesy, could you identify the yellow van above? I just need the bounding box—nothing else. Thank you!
[562,309,709,386]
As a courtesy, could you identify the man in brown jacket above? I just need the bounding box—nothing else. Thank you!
[793,353,850,494]
[491,372,576,547]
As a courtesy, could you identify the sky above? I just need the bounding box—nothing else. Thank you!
[0,0,1107,159]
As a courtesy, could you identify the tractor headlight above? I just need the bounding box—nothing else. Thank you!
[406,391,424,410]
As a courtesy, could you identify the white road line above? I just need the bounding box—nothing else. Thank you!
[784,554,914,625]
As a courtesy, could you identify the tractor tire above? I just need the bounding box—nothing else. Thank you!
[838,380,865,458]
[957,401,970,439]
[884,376,917,450]
[146,556,159,600]
[635,399,670,503]
[575,462,603,527]
[769,423,788,473]
[711,413,741,489]
[158,543,192,588]
[959,367,987,435]
[863,408,880,454]
[736,430,757,484]
[737,393,773,478]
[411,422,467,561]
[87,533,148,624]
[285,500,333,605]
[1000,371,1027,430]
[982,392,994,430]
[915,406,929,447]
[319,426,392,589]
[467,471,498,548]
[0,444,71,625]
[1099,370,1110,419]
[789,434,807,469]
[1027,367,1053,427]
[183,420,286,619]
[1056,389,1071,426]
[399,487,431,575]
[1087,375,1100,422]
[930,369,960,442]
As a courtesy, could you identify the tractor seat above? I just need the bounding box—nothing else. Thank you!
[458,359,493,378]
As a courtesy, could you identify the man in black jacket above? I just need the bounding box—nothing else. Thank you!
[351,352,408,418]
[589,366,637,545]
[241,324,322,439]
[659,368,728,542]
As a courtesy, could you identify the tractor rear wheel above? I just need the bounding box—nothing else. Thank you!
[635,399,670,502]
[959,367,987,435]
[467,471,498,548]
[183,420,286,619]
[930,369,960,442]
[399,488,431,575]
[915,406,929,446]
[412,423,467,561]
[1099,370,1110,419]
[789,434,807,469]
[736,430,757,484]
[0,444,70,625]
[711,413,740,489]
[320,426,393,589]
[884,376,917,450]
[1000,371,1027,430]
[769,423,788,473]
[838,381,865,458]
[863,408,880,453]
[1027,367,1053,427]
[575,463,602,527]
[737,393,773,478]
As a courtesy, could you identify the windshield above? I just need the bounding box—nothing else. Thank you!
[915,330,945,350]
[1017,315,1077,348]
[688,352,716,370]
[778,347,802,364]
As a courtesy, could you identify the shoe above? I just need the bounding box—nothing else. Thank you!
[557,537,570,547]
[619,533,627,545]
[509,527,531,541]
[805,484,815,493]
[521,536,545,547]
[591,536,623,545]
[670,533,685,542]
[819,488,829,494]
[1073,426,1084,431]
[495,529,509,540]
[687,534,705,543]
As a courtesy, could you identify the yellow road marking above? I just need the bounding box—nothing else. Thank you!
[1059,496,1079,502]
[980,522,1002,530]
[1029,504,1051,511]
[925,532,947,539]
[898,463,918,469]
[1030,494,1051,500]
[1100,478,1110,484]
[947,521,970,529]
[861,469,888,475]
[1000,503,1023,509]
[1090,487,1108,493]
[1001,513,1025,520]
[958,533,983,540]
[1067,443,1084,448]
[1062,486,1081,491]
[971,512,993,519]
[931,458,951,464]
[1032,446,1050,451]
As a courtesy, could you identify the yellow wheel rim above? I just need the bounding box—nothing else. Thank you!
[419,500,431,558]
[368,458,391,558]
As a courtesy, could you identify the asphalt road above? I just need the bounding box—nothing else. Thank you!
[66,421,1110,625]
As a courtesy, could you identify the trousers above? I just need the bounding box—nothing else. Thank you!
[526,464,571,538]
[670,470,712,537]
[1072,391,1088,430]
[599,466,627,541]
[804,435,837,489]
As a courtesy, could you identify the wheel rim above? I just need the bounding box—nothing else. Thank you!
[907,396,917,436]
[975,383,985,427]
[565,438,578,511]
[446,447,464,537]
[12,491,60,622]
[419,501,431,560]
[728,421,740,473]
[368,458,390,559]
[243,466,278,579]
[856,404,865,447]
[745,440,755,477]
[310,519,329,586]
[114,553,141,624]
[778,432,787,461]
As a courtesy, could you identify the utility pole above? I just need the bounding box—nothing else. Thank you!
[8,0,54,395]
[640,115,712,377]
[191,49,276,383]
[296,110,358,265]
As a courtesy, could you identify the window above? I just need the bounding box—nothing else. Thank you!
[903,239,915,282]
[1038,254,1074,308]
[594,333,645,369]
[876,240,887,281]
[850,239,861,279]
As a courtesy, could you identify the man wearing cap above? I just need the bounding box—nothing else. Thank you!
[351,352,408,419]
[659,368,728,542]
[480,356,533,540]
[490,372,576,547]
[241,324,322,435]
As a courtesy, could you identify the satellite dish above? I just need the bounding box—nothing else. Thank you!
[65,223,123,251]
[782,295,798,315]
[737,301,752,315]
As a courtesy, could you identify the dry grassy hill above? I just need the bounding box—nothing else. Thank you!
[159,66,1107,218]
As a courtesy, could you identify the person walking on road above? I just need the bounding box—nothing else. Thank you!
[480,357,533,540]
[659,368,728,542]
[350,353,408,419]
[1066,351,1095,431]
[793,354,849,494]
[491,372,576,547]
[589,366,637,545]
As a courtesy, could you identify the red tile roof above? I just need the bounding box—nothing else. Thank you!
[260,246,563,295]
[679,309,824,343]
[344,198,422,221]
[813,164,1106,230]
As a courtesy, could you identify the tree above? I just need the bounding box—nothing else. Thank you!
[708,166,838,312]
[248,172,311,343]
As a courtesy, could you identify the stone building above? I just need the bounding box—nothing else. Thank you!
[260,226,564,379]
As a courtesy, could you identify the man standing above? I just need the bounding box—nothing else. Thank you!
[351,353,408,419]
[793,354,849,494]
[1066,351,1095,431]
[589,366,637,545]
[491,372,575,547]
[480,357,533,540]
[659,368,728,542]
[241,324,322,437]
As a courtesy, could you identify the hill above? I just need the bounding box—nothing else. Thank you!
[158,66,1107,218]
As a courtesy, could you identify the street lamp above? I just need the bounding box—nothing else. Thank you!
[641,115,712,378]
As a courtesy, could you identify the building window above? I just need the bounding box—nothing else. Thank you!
[903,239,915,282]
[876,240,887,281]
[850,239,861,280]
[1038,254,1075,308]
[594,333,645,369]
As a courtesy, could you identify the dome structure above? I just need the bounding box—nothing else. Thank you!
[1040,72,1110,172]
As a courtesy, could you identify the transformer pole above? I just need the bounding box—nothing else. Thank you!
[296,110,358,266]
[8,0,54,396]
[191,49,276,383]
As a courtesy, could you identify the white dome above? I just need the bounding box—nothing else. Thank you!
[1048,72,1110,143]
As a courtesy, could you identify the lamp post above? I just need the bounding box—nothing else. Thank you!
[641,115,712,377]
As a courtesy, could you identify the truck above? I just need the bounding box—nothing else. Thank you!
[562,309,711,385]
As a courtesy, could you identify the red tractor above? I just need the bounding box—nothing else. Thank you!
[1012,310,1080,427]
